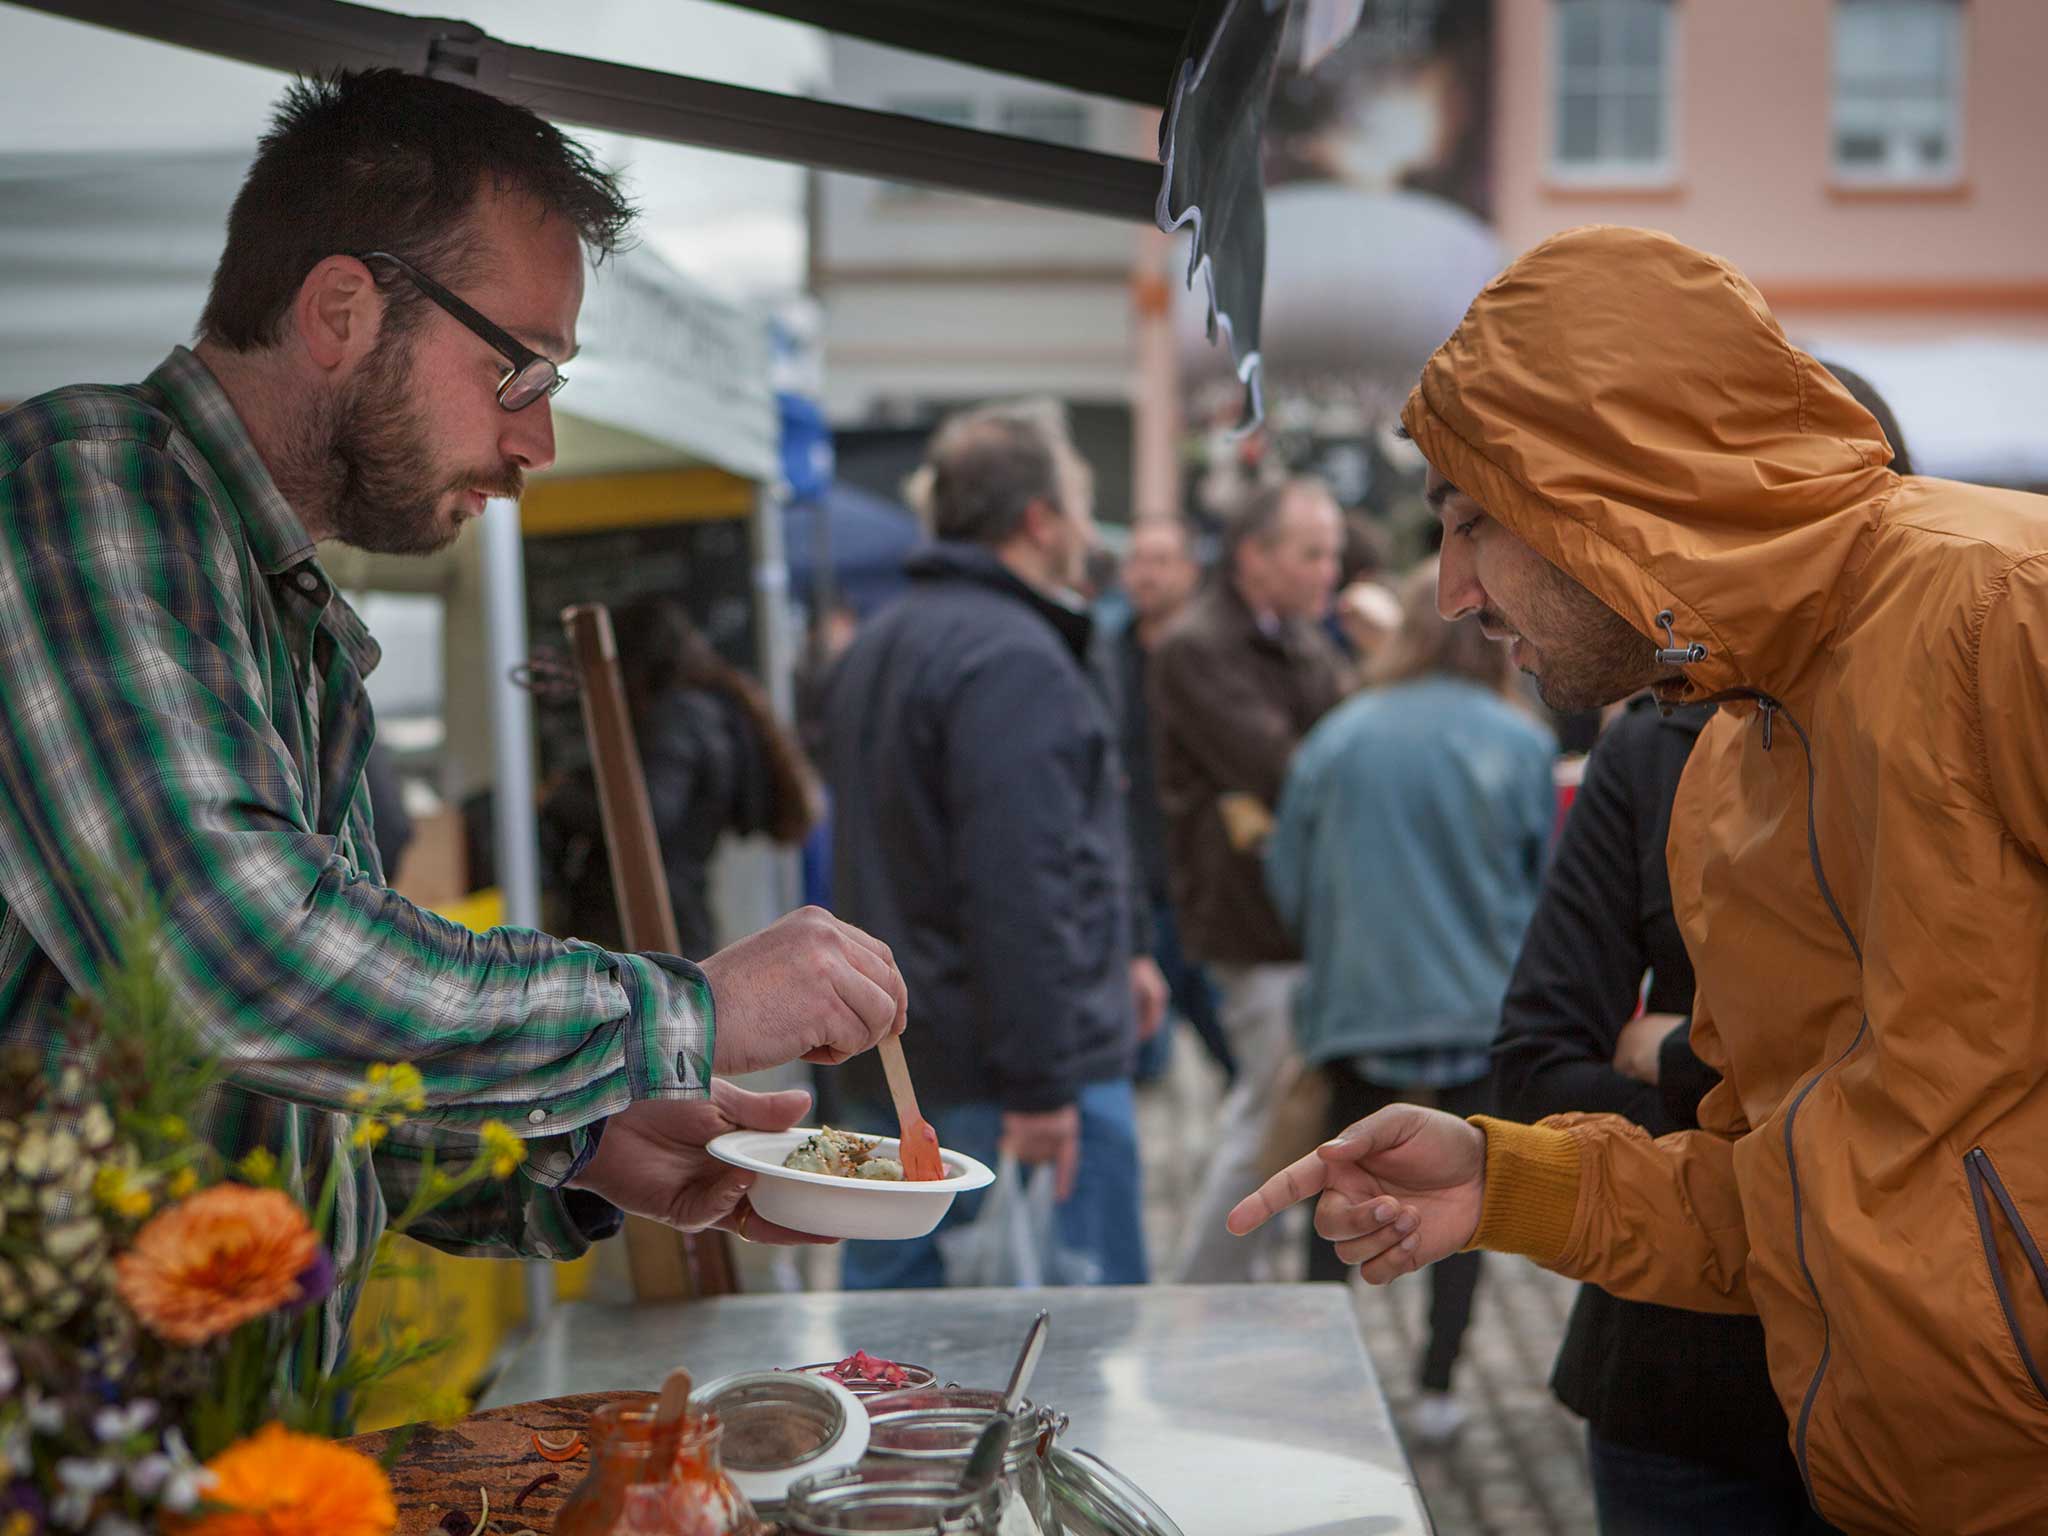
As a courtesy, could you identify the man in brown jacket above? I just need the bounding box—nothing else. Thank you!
[1152,478,1349,1281]
[1231,227,2048,1535]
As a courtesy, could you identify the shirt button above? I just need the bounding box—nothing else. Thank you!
[527,1108,547,1124]
[295,571,320,594]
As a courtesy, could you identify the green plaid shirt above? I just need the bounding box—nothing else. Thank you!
[0,348,715,1355]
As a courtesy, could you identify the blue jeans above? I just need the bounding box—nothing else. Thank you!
[1588,1433,1842,1536]
[839,1080,1148,1290]
[1133,899,1232,1084]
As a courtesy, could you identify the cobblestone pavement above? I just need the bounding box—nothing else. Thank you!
[1138,1030,1598,1536]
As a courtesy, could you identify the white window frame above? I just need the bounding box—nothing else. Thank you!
[1830,0,1966,187]
[1548,0,1679,186]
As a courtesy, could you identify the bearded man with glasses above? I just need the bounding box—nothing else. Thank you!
[0,68,910,1358]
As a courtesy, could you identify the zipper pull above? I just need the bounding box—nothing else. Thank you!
[1760,699,1777,752]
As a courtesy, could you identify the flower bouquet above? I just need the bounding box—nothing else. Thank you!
[0,913,528,1535]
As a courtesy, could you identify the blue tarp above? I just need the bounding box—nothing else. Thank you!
[782,482,924,617]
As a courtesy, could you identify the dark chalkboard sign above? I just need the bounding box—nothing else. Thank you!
[523,516,757,782]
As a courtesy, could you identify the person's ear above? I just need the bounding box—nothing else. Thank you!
[1021,496,1063,547]
[293,255,384,374]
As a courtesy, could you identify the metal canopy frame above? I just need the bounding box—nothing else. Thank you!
[11,0,1164,222]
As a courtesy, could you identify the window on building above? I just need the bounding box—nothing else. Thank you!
[998,99,1090,149]
[1833,0,1963,183]
[1552,0,1675,180]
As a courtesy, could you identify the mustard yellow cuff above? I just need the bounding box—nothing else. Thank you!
[1464,1114,1582,1268]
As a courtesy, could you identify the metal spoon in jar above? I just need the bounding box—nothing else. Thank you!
[1002,1310,1050,1415]
[959,1413,1013,1498]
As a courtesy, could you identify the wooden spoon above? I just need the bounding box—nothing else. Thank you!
[647,1365,693,1469]
[877,1035,946,1182]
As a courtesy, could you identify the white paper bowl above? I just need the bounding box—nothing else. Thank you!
[707,1128,994,1240]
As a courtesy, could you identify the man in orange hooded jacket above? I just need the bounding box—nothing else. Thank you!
[1230,226,2048,1536]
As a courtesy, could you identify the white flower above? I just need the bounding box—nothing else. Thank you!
[149,1427,213,1513]
[53,1455,121,1529]
[26,1388,66,1433]
[92,1400,156,1443]
[76,1104,115,1152]
[2,1416,30,1474]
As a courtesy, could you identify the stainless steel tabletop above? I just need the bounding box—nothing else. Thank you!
[483,1283,1431,1535]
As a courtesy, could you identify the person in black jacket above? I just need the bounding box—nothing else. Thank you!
[540,596,821,961]
[825,400,1165,1289]
[1492,698,1821,1533]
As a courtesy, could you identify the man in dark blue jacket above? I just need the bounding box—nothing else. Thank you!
[824,401,1163,1288]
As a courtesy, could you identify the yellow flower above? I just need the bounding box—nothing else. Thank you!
[350,1119,388,1150]
[366,1064,391,1088]
[167,1167,200,1199]
[169,1423,395,1536]
[114,1184,318,1346]
[160,1115,189,1141]
[94,1164,153,1221]
[5,1511,36,1536]
[418,1387,471,1427]
[478,1121,526,1180]
[384,1064,426,1114]
[235,1147,278,1186]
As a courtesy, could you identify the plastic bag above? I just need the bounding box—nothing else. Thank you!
[937,1152,1100,1288]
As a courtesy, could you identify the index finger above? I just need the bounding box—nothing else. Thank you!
[1226,1148,1335,1236]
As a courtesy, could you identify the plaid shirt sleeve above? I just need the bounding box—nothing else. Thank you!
[0,395,713,1266]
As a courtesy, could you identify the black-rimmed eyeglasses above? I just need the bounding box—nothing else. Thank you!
[353,251,568,412]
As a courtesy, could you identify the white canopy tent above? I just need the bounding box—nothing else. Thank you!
[0,148,777,478]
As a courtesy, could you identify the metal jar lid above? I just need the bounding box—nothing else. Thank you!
[1042,1448,1187,1536]
[693,1369,870,1507]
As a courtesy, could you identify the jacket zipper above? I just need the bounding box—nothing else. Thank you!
[1707,688,1868,1501]
[1965,1147,2048,1405]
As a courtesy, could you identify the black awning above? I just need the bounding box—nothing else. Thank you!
[15,0,1285,422]
[712,0,1204,106]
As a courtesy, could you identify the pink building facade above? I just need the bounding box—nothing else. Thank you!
[1489,0,2048,487]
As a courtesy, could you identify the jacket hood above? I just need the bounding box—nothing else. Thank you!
[1402,226,1901,702]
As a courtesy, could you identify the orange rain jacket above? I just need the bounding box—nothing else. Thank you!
[1403,226,2048,1535]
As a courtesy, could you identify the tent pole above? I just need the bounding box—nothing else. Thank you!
[479,498,555,1330]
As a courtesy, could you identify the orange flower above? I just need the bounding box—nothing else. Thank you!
[114,1183,318,1346]
[170,1423,396,1536]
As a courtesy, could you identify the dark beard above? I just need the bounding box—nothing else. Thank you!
[1507,559,1679,712]
[288,333,523,556]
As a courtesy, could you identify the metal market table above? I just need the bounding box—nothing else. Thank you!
[483,1282,1432,1535]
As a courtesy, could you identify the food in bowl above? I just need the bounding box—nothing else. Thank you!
[783,1127,904,1182]
[812,1350,932,1393]
[707,1128,994,1240]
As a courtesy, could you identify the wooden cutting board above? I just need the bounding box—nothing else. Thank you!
[343,1390,654,1535]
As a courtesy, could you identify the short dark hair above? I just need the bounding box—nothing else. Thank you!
[1222,476,1333,568]
[199,69,636,352]
[917,401,1081,548]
